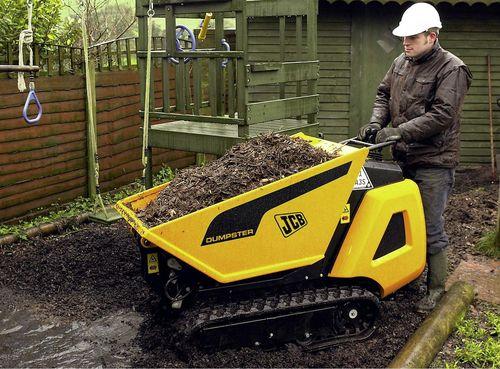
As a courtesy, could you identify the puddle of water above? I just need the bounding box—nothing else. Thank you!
[0,288,143,368]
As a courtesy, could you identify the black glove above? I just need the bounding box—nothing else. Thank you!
[357,123,382,141]
[375,127,402,144]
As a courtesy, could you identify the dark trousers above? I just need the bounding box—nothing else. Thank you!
[403,167,455,255]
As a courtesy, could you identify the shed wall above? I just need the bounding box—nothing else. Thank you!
[344,1,499,164]
[248,1,499,165]
[247,6,352,142]
[441,4,500,163]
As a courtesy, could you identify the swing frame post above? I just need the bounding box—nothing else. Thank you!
[86,59,98,201]
[80,0,121,224]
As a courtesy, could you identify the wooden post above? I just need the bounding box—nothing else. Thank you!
[126,38,132,69]
[7,43,13,66]
[192,58,202,115]
[139,18,147,108]
[152,37,157,67]
[227,58,235,117]
[116,40,122,70]
[34,45,41,75]
[135,37,139,61]
[184,59,191,113]
[47,47,53,76]
[165,5,176,54]
[215,14,225,116]
[97,45,103,72]
[85,59,98,199]
[208,58,218,116]
[165,5,177,112]
[80,48,85,73]
[107,43,113,70]
[176,59,187,112]
[195,15,208,171]
[138,15,153,188]
[235,0,249,138]
[306,0,318,125]
[70,47,75,73]
[162,54,170,112]
[145,147,153,188]
[154,37,162,67]
[152,37,156,67]
[58,46,64,75]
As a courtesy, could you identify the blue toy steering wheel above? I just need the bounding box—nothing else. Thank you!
[168,25,196,65]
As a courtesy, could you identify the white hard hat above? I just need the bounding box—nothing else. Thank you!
[392,3,442,37]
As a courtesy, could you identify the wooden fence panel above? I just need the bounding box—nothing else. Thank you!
[0,67,195,221]
[0,75,87,216]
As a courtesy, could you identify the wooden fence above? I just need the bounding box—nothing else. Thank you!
[0,31,235,76]
[0,32,237,221]
[0,67,195,221]
[0,37,147,76]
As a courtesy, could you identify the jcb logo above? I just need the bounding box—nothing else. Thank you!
[274,212,308,237]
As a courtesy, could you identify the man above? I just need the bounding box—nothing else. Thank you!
[358,3,472,311]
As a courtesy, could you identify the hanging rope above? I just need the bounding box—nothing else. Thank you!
[141,0,155,189]
[18,0,42,124]
[80,0,107,217]
[18,0,33,92]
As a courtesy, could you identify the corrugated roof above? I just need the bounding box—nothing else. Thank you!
[326,0,498,5]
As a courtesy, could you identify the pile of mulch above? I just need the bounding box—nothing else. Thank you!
[139,133,335,227]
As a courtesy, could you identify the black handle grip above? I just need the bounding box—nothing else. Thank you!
[368,140,397,150]
[340,137,396,150]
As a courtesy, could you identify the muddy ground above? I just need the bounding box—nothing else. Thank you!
[0,166,497,368]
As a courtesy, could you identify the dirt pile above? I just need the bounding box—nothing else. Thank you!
[0,223,149,321]
[139,133,336,227]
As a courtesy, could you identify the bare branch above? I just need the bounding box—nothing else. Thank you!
[115,19,137,40]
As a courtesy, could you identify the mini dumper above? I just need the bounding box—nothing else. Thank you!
[115,133,426,351]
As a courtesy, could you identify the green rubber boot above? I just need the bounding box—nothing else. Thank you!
[416,250,447,313]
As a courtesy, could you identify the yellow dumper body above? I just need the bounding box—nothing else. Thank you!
[116,134,426,298]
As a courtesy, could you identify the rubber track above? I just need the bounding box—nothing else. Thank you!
[173,285,380,348]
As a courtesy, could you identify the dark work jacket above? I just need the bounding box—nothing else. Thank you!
[370,42,472,168]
